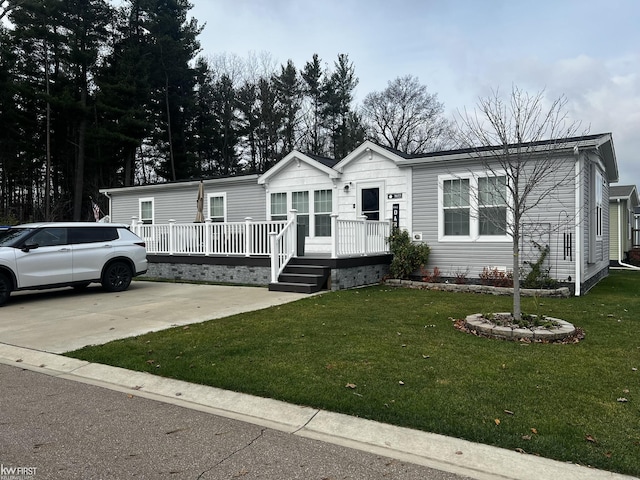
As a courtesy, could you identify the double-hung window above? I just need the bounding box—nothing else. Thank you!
[292,191,309,236]
[314,189,332,237]
[443,179,470,236]
[208,193,226,223]
[270,193,287,221]
[440,174,510,241]
[478,176,507,235]
[139,198,154,225]
[595,171,604,238]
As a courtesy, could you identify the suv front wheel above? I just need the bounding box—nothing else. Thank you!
[102,261,132,292]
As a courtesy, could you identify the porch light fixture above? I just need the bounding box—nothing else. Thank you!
[344,182,352,193]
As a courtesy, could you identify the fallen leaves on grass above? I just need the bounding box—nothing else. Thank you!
[345,383,357,389]
[586,434,598,444]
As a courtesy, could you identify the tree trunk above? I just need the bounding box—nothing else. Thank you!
[512,233,521,320]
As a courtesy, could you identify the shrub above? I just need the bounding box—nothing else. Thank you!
[388,228,430,279]
[628,248,640,266]
[522,243,559,289]
[421,266,441,283]
[479,267,513,287]
[453,267,469,284]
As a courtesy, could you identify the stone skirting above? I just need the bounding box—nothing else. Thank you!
[145,254,392,291]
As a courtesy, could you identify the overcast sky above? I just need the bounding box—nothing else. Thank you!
[189,0,639,186]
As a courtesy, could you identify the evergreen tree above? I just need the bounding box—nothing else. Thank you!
[300,53,325,155]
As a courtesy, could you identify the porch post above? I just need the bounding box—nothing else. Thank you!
[331,214,339,258]
[269,231,278,283]
[205,219,212,256]
[289,209,298,257]
[169,219,176,255]
[359,215,368,256]
[245,217,253,257]
[130,216,139,231]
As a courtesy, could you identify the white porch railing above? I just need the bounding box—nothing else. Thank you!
[332,215,391,258]
[131,218,287,256]
[132,215,391,284]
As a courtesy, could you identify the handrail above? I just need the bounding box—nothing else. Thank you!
[269,210,298,283]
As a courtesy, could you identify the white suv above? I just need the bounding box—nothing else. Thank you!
[0,222,148,306]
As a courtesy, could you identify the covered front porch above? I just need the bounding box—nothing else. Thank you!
[131,212,392,293]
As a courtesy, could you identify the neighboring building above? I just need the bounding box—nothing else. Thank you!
[609,185,640,266]
[101,133,618,295]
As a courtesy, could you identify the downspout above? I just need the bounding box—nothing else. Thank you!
[617,200,640,270]
[574,152,582,296]
[101,191,112,221]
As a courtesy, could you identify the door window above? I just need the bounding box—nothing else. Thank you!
[361,188,380,220]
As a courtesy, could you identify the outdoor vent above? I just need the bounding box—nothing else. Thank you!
[413,232,423,241]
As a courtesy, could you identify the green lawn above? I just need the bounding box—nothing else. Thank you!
[67,270,640,476]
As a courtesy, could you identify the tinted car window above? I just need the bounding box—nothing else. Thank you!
[29,227,69,247]
[0,227,34,247]
[69,227,118,244]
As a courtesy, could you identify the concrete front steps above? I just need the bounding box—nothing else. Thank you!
[268,257,331,294]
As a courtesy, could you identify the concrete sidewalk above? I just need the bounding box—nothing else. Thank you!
[0,343,634,480]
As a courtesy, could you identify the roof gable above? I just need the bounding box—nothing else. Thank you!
[610,184,639,207]
[258,151,340,185]
[333,141,409,172]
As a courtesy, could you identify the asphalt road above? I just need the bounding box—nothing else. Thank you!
[0,363,470,480]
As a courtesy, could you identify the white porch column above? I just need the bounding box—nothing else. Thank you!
[331,214,339,258]
[168,219,176,255]
[269,231,278,283]
[205,219,212,256]
[245,217,253,257]
[289,209,298,257]
[359,215,368,256]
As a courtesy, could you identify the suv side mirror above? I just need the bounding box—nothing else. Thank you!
[21,243,39,252]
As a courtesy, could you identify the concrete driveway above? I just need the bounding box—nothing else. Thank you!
[0,281,308,353]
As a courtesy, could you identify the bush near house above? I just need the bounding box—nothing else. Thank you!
[388,228,430,279]
[628,248,640,266]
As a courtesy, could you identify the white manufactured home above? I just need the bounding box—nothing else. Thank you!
[100,133,618,295]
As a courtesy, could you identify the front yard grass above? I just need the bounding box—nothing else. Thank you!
[67,270,640,476]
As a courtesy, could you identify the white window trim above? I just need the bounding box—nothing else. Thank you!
[139,197,154,224]
[438,172,512,243]
[207,192,227,222]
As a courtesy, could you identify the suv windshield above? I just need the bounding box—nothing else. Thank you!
[0,227,35,247]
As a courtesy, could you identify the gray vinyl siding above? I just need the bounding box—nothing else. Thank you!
[102,176,265,225]
[582,152,609,284]
[411,158,578,283]
[609,203,619,261]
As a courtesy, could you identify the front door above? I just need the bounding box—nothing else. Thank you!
[361,187,380,220]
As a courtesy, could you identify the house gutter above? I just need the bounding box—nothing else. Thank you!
[101,190,112,220]
[574,154,582,296]
[617,200,640,270]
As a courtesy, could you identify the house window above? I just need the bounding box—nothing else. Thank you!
[208,193,226,223]
[595,171,604,238]
[270,193,287,221]
[314,189,332,237]
[443,179,470,236]
[478,176,507,235]
[292,191,309,236]
[139,198,154,224]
